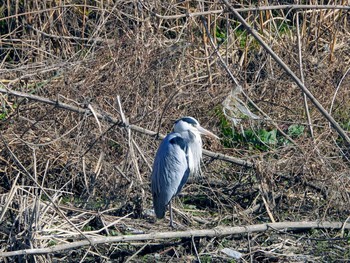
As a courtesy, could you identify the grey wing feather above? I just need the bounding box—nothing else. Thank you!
[151,133,189,219]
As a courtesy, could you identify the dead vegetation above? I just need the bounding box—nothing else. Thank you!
[1,0,350,262]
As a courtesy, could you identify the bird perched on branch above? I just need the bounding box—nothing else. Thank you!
[151,116,218,227]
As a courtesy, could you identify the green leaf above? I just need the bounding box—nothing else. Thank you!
[288,124,304,137]
[259,129,277,145]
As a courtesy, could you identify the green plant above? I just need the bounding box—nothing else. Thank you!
[0,110,7,120]
[217,116,278,151]
[200,254,212,263]
[343,120,350,131]
[142,255,152,262]
[287,124,304,137]
[215,22,259,48]
[216,25,227,44]
[217,107,308,150]
[48,240,57,246]
[82,225,94,231]
[110,230,119,236]
[258,129,277,145]
[235,29,249,48]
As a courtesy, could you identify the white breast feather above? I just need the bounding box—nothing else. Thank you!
[188,133,202,176]
[187,147,195,175]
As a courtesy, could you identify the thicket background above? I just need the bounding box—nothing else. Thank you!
[0,0,350,262]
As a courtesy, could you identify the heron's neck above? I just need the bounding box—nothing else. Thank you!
[185,130,202,176]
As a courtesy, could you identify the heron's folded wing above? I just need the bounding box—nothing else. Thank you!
[151,133,189,218]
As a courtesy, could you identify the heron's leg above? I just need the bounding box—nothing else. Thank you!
[169,201,174,228]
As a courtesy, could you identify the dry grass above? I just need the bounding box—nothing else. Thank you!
[1,1,350,262]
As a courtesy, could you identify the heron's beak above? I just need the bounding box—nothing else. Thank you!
[197,126,220,139]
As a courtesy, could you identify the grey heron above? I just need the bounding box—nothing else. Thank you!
[151,116,218,227]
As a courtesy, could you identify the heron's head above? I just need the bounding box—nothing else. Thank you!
[174,117,219,139]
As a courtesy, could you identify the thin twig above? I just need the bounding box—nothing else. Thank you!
[150,5,350,20]
[0,172,20,222]
[260,189,276,223]
[192,236,201,263]
[296,11,314,139]
[88,104,103,134]
[125,241,150,263]
[26,24,110,43]
[329,66,350,115]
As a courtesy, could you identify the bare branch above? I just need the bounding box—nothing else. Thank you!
[1,221,349,257]
[0,87,253,168]
[152,5,350,20]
